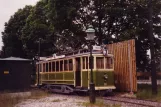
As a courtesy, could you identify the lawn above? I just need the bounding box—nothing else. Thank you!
[136,84,161,102]
[0,89,49,107]
[80,99,121,107]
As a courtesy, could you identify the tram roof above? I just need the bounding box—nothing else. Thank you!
[38,51,113,63]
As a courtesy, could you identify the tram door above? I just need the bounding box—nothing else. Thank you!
[75,58,81,86]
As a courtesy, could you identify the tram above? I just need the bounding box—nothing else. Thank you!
[36,46,115,94]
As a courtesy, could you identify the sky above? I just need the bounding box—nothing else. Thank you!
[0,0,39,50]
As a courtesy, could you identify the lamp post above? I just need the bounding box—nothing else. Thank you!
[35,38,41,87]
[86,25,96,104]
[35,54,40,86]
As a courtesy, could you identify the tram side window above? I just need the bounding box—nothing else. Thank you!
[60,61,63,71]
[86,57,88,69]
[69,59,73,71]
[82,57,85,69]
[96,57,104,69]
[56,61,59,72]
[64,60,68,71]
[39,64,42,72]
[52,62,55,72]
[49,62,51,72]
[43,63,45,72]
[106,57,113,69]
[37,64,39,73]
[46,63,49,72]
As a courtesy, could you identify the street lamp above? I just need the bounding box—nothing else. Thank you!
[33,38,41,87]
[36,38,41,87]
[86,25,96,104]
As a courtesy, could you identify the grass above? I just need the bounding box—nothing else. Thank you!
[29,89,49,99]
[52,99,61,102]
[80,99,121,107]
[136,84,161,102]
[0,94,22,107]
[62,98,67,101]
[51,98,67,103]
[0,89,49,107]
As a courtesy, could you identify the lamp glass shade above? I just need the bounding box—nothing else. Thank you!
[86,32,95,40]
[35,54,39,60]
[85,25,95,40]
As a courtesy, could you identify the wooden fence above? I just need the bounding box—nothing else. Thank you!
[137,72,161,77]
[107,39,137,92]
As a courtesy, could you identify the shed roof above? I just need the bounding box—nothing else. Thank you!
[0,57,31,61]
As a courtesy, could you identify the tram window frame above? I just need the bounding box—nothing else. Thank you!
[96,57,104,69]
[106,57,113,69]
[52,61,55,72]
[64,60,68,71]
[60,60,63,71]
[69,59,73,71]
[56,61,59,72]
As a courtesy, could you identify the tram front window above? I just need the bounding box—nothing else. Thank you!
[106,57,113,69]
[96,57,104,69]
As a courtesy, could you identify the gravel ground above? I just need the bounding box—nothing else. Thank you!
[15,94,161,107]
[15,94,87,107]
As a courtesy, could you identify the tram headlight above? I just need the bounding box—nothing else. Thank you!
[103,73,108,81]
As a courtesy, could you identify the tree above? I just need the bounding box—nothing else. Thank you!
[76,0,161,73]
[22,0,57,58]
[0,50,3,58]
[2,5,33,58]
[1,0,161,74]
[47,0,87,52]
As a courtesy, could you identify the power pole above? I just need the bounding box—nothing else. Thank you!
[148,0,157,94]
[38,38,41,57]
[37,38,41,86]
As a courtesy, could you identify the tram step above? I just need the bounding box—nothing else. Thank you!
[74,89,88,92]
[75,86,82,89]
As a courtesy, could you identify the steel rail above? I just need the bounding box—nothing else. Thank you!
[103,97,160,107]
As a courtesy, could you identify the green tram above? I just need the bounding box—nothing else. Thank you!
[36,49,115,94]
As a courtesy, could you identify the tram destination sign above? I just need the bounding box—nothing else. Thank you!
[93,46,101,51]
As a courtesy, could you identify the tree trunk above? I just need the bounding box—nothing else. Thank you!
[148,0,157,94]
[98,0,102,45]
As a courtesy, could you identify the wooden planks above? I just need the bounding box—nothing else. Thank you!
[137,72,161,77]
[107,39,137,92]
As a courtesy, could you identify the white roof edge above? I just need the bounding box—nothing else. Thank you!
[38,53,113,63]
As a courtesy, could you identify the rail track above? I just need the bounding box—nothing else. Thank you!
[103,97,161,107]
[38,87,161,107]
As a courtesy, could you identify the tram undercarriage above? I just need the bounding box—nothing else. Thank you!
[39,83,114,96]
